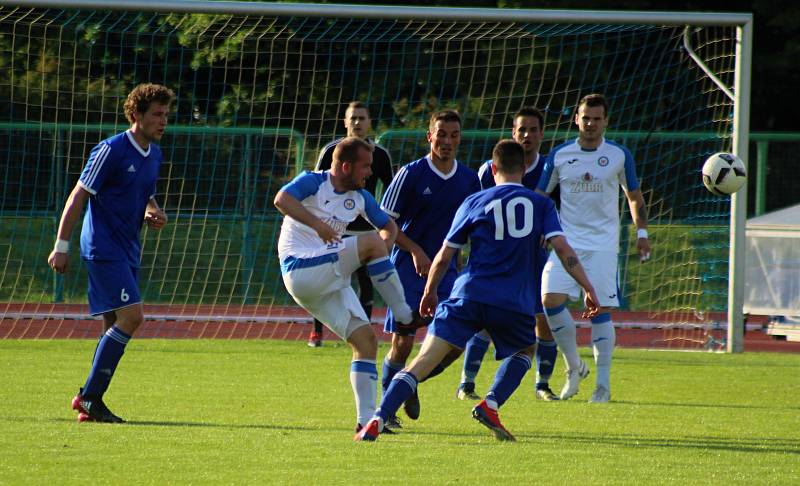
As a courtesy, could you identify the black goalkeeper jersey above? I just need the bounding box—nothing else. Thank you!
[315,137,394,232]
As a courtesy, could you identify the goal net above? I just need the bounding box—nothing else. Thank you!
[0,2,751,349]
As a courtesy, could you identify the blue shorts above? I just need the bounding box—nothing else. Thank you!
[430,298,537,360]
[384,283,455,336]
[84,260,141,315]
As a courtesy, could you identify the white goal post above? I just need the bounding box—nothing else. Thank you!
[0,0,753,352]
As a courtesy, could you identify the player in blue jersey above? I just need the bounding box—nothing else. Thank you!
[537,93,651,403]
[457,106,563,402]
[308,101,394,347]
[379,109,481,427]
[48,83,175,423]
[355,140,599,442]
[275,137,427,432]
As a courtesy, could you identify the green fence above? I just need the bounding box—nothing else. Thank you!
[1,123,798,307]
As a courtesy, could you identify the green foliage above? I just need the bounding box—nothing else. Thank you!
[1,340,798,484]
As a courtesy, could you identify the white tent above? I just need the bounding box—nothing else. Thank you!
[744,203,800,320]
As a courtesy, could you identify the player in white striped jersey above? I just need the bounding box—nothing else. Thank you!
[308,101,394,347]
[537,93,651,403]
[275,137,426,432]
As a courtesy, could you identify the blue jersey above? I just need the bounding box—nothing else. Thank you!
[478,153,550,296]
[444,183,563,316]
[381,156,480,295]
[476,153,545,191]
[78,131,161,266]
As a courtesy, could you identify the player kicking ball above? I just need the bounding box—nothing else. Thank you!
[275,137,428,432]
[355,140,599,442]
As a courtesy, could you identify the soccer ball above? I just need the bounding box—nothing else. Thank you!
[701,152,747,196]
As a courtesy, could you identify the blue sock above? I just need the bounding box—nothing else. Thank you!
[82,325,131,397]
[376,371,418,423]
[382,357,404,396]
[89,332,104,365]
[461,333,490,384]
[486,353,532,408]
[535,339,558,389]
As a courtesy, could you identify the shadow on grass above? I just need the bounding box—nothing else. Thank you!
[22,417,319,433]
[508,430,800,455]
[353,419,800,455]
[125,420,318,432]
[404,427,800,455]
[612,399,800,411]
[15,417,800,455]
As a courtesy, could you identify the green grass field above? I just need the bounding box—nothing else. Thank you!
[1,339,798,484]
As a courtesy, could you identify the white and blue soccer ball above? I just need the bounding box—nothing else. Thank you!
[702,152,747,196]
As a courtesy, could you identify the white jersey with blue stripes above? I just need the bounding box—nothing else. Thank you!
[277,170,389,261]
[537,138,639,252]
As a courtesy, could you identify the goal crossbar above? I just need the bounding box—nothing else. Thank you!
[0,0,752,26]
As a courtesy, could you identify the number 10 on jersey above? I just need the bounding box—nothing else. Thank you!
[485,197,534,240]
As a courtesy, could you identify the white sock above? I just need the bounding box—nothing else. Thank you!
[591,315,615,390]
[350,359,378,426]
[367,257,412,324]
[544,305,581,371]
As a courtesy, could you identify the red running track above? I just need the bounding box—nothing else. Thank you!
[1,303,798,353]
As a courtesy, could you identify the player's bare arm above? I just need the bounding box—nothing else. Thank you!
[549,235,600,318]
[48,183,91,274]
[394,229,431,277]
[273,190,341,244]
[145,197,168,230]
[419,244,458,317]
[376,217,399,250]
[625,188,651,262]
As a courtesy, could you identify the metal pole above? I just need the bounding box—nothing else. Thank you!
[53,128,65,303]
[755,141,768,216]
[242,133,253,304]
[727,19,753,353]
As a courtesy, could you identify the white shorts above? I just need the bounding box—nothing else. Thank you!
[541,249,620,308]
[282,237,370,339]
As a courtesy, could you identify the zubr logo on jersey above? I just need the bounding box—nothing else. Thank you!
[597,156,609,167]
[344,198,355,210]
[569,172,603,193]
[325,216,349,234]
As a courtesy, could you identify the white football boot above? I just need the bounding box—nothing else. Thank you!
[559,359,589,400]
